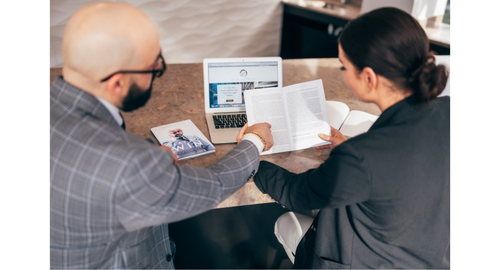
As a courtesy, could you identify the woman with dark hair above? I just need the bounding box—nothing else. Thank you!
[254,7,449,269]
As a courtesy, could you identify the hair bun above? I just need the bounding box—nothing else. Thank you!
[410,55,449,101]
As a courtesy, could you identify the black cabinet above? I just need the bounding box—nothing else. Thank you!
[430,42,450,55]
[280,4,349,59]
[280,3,450,58]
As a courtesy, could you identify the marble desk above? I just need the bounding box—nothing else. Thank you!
[50,58,380,208]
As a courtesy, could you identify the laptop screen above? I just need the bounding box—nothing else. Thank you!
[207,61,280,109]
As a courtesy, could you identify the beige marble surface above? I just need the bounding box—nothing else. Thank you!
[50,58,380,208]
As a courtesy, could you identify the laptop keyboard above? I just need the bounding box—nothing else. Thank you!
[213,114,247,129]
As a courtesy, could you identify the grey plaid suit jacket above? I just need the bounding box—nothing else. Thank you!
[50,76,260,269]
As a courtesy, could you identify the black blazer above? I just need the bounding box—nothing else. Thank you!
[255,96,450,269]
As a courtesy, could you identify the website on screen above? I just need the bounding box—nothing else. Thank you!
[208,62,279,108]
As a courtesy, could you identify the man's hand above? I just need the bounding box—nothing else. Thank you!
[315,126,347,150]
[237,123,274,151]
[160,145,179,164]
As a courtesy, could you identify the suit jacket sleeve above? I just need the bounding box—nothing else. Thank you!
[115,140,259,232]
[254,142,371,211]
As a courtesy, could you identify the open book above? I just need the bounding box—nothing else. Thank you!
[326,101,378,138]
[244,79,332,155]
[151,119,216,160]
[244,79,379,155]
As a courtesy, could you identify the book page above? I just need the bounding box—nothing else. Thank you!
[244,88,292,154]
[325,100,350,129]
[282,79,330,150]
[340,110,378,138]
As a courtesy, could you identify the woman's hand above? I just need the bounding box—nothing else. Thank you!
[315,126,347,150]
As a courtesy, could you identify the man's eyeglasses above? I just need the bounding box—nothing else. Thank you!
[171,130,182,134]
[100,53,166,82]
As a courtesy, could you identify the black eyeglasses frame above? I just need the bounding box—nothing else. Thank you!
[100,53,166,82]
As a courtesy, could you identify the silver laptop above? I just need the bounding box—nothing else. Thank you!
[203,57,283,144]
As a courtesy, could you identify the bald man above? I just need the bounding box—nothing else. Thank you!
[50,2,273,269]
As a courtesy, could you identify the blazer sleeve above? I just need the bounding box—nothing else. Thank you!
[115,140,259,232]
[254,142,371,211]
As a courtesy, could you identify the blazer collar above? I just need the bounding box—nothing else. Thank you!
[370,95,422,131]
[51,76,120,128]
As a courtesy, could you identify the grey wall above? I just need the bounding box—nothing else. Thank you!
[50,0,283,67]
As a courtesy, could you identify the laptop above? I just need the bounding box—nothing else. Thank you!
[203,57,283,144]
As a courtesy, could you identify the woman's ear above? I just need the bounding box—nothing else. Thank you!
[361,67,378,91]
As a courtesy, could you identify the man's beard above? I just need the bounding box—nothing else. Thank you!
[121,81,152,112]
